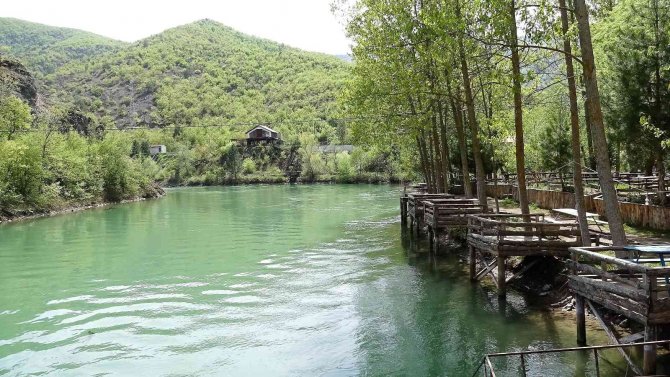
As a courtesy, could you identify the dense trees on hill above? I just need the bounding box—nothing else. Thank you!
[0,18,405,218]
[0,18,351,141]
[0,18,126,75]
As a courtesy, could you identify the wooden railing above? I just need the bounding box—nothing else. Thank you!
[467,214,581,242]
[407,193,454,220]
[471,340,670,377]
[568,246,670,325]
[424,199,483,230]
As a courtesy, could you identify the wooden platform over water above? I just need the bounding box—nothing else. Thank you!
[568,245,670,374]
[568,246,670,325]
[423,198,483,249]
[403,193,455,232]
[467,214,583,296]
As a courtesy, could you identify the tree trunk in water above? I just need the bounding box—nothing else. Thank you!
[560,0,590,246]
[509,0,529,216]
[447,73,473,198]
[574,0,627,248]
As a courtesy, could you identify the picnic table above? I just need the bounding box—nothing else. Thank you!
[551,208,607,232]
[625,245,670,288]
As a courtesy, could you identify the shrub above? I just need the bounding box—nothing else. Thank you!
[241,158,257,174]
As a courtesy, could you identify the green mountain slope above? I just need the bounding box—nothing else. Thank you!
[7,19,350,138]
[0,18,127,76]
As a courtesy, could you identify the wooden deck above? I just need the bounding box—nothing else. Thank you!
[467,214,583,296]
[568,246,670,325]
[568,245,670,374]
[423,198,483,249]
[404,193,455,233]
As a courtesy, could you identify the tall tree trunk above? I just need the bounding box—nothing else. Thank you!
[509,0,530,216]
[560,0,590,246]
[438,98,451,191]
[416,136,430,189]
[456,0,487,210]
[419,132,434,192]
[658,151,666,206]
[574,0,627,248]
[425,131,437,193]
[447,72,473,198]
[431,114,445,193]
[584,96,596,170]
[653,0,665,206]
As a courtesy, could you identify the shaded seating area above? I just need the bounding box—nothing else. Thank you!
[467,213,583,296]
[567,245,670,374]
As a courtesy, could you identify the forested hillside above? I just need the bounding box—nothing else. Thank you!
[0,18,350,140]
[0,18,127,76]
[0,18,405,220]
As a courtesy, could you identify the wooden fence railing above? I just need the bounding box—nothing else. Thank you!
[485,185,670,231]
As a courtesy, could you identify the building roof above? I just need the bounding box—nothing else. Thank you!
[246,125,279,135]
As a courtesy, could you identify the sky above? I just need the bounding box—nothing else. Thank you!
[2,0,352,55]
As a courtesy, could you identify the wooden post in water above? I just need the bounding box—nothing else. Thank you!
[400,197,408,228]
[428,228,434,252]
[576,295,586,346]
[643,325,657,375]
[497,256,506,296]
[469,246,476,281]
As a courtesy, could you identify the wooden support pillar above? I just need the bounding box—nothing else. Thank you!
[400,197,408,228]
[469,245,476,281]
[497,256,506,297]
[576,295,586,346]
[643,325,657,375]
[428,228,434,252]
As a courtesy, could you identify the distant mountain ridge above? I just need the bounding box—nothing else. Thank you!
[0,18,127,75]
[0,18,349,137]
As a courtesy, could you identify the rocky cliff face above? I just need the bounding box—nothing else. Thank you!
[0,57,39,107]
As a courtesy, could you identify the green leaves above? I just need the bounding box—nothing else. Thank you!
[0,95,32,140]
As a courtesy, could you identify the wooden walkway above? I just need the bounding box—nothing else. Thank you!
[400,183,670,375]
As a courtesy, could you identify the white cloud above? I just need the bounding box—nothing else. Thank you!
[2,0,352,54]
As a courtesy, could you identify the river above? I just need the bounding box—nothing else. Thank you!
[0,185,627,376]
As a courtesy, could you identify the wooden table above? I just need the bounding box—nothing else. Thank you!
[625,245,670,288]
[552,208,606,232]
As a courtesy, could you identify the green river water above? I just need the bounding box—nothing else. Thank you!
[0,185,632,376]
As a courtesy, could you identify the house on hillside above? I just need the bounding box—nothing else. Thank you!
[149,145,167,155]
[245,125,282,146]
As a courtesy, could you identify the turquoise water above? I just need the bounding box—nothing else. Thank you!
[0,185,624,376]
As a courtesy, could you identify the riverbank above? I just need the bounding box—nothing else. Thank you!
[177,172,402,186]
[0,184,166,224]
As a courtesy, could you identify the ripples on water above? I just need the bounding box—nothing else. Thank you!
[0,185,623,376]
